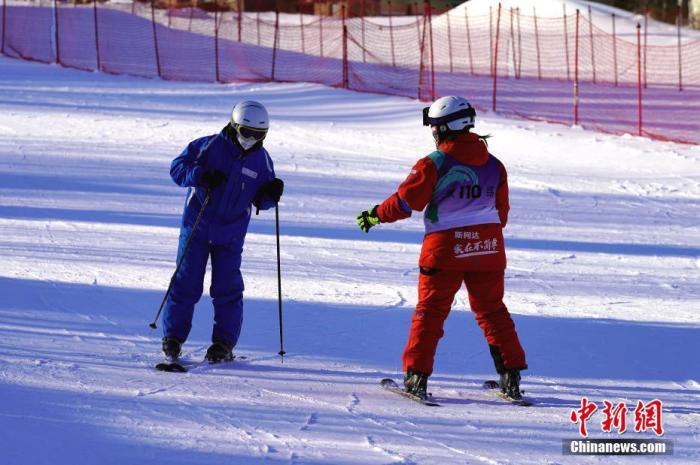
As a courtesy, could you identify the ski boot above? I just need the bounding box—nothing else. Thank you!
[404,371,429,399]
[162,336,182,360]
[500,368,523,401]
[205,340,234,363]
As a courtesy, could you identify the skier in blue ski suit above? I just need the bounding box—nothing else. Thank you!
[161,101,283,362]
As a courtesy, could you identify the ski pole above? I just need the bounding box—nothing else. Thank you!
[275,202,286,361]
[149,189,211,329]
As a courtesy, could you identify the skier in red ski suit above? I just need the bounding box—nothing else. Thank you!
[356,96,527,400]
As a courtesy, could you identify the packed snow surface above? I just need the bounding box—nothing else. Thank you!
[448,0,700,44]
[0,56,698,464]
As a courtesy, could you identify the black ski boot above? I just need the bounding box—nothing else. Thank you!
[404,371,429,399]
[162,336,182,360]
[500,368,523,401]
[205,340,234,363]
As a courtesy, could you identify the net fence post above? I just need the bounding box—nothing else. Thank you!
[54,0,61,64]
[417,2,428,100]
[93,0,101,71]
[637,23,642,136]
[509,7,515,79]
[151,0,162,78]
[299,10,305,54]
[516,7,522,78]
[256,11,260,46]
[492,2,501,112]
[574,9,580,126]
[237,0,242,42]
[342,5,348,88]
[588,4,596,84]
[389,1,395,67]
[533,6,541,80]
[271,10,279,81]
[446,8,452,73]
[427,0,435,100]
[489,5,493,77]
[563,4,570,81]
[464,6,473,75]
[361,1,367,63]
[644,7,649,88]
[214,6,220,82]
[1,0,6,56]
[677,8,683,91]
[612,13,618,87]
[415,2,421,68]
[319,10,324,57]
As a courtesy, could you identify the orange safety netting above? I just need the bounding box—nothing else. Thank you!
[1,1,698,144]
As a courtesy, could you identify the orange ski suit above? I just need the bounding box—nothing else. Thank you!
[376,132,527,376]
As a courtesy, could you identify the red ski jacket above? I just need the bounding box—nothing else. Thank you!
[377,132,509,270]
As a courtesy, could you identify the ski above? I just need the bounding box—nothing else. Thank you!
[380,378,440,407]
[155,355,246,373]
[482,380,534,406]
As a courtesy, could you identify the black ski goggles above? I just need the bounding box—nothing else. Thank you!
[422,106,476,126]
[235,124,268,142]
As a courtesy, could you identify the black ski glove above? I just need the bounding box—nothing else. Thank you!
[202,170,227,189]
[258,178,284,204]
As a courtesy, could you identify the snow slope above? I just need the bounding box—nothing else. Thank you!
[448,0,700,44]
[0,55,698,464]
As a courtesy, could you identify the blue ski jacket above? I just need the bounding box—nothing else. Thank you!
[170,128,276,244]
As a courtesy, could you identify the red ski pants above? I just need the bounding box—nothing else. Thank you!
[402,268,527,376]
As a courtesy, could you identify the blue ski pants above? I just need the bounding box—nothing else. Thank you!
[162,226,244,345]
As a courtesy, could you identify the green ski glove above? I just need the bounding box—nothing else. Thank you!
[356,206,380,233]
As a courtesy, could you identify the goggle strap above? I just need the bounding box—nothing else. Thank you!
[423,106,476,127]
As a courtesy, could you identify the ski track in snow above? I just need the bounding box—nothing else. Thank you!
[0,55,698,464]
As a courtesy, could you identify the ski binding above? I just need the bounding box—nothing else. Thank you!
[156,358,187,373]
[483,380,534,406]
[380,378,440,406]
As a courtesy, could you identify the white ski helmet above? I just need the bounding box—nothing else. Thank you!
[231,100,269,130]
[423,96,476,136]
[231,100,269,150]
